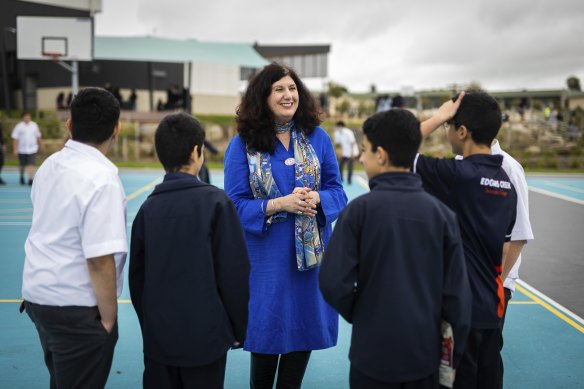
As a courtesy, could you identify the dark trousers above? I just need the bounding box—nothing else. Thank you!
[339,157,354,184]
[24,301,118,389]
[250,351,311,389]
[454,328,502,389]
[499,287,513,388]
[199,163,211,184]
[143,354,227,389]
[350,365,439,389]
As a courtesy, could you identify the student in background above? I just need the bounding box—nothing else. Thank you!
[333,121,357,185]
[12,112,42,185]
[320,109,471,389]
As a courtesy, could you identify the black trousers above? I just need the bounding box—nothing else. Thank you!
[350,366,439,389]
[454,328,502,389]
[339,157,354,184]
[499,287,513,388]
[143,354,227,389]
[24,301,118,389]
[250,351,311,389]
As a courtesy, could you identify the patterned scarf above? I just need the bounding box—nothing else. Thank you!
[246,123,323,271]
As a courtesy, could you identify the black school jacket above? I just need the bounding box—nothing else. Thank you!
[319,172,471,383]
[130,173,250,366]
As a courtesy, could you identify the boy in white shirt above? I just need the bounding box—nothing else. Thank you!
[22,87,127,388]
[11,112,42,185]
[333,121,357,184]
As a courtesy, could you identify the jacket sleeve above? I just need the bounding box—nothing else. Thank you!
[224,136,268,237]
[212,195,251,343]
[319,204,359,323]
[316,130,348,227]
[441,212,471,368]
[129,207,146,328]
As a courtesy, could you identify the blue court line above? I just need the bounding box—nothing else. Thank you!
[527,177,584,204]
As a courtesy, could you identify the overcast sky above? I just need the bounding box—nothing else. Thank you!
[94,0,584,93]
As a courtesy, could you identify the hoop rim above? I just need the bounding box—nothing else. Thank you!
[41,51,64,61]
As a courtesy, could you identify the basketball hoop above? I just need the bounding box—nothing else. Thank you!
[42,52,63,62]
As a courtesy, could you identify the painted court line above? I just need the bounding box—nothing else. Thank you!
[127,177,162,201]
[542,181,584,195]
[516,280,584,334]
[528,186,584,206]
[355,175,369,191]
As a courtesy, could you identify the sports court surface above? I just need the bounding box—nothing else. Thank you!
[1,169,583,388]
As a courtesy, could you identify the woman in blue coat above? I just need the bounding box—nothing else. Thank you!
[224,63,347,388]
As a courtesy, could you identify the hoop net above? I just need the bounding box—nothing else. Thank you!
[42,52,63,61]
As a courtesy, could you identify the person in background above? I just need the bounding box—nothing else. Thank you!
[333,121,357,185]
[12,112,42,185]
[491,138,534,387]
[0,122,5,185]
[224,63,347,389]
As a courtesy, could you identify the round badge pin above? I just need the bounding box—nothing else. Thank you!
[285,158,296,166]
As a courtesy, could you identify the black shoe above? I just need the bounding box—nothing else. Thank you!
[0,178,6,185]
[20,177,25,185]
[28,179,33,186]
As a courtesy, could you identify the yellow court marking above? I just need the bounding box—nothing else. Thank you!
[127,177,163,201]
[509,301,539,305]
[1,299,132,303]
[516,284,584,334]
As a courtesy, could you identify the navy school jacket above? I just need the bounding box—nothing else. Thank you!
[319,172,471,383]
[129,172,250,366]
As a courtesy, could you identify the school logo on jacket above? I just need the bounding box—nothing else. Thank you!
[285,158,296,166]
[480,177,511,197]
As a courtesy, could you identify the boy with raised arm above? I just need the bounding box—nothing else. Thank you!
[415,91,518,389]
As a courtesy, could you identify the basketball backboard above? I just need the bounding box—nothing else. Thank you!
[16,16,93,61]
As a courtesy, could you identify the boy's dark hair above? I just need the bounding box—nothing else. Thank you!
[155,113,205,173]
[450,91,502,146]
[363,108,421,168]
[70,87,120,144]
[336,121,345,127]
[236,62,321,154]
[21,112,30,118]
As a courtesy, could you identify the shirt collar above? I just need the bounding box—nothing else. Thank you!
[64,139,118,173]
[491,139,502,154]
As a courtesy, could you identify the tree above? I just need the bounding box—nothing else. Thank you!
[567,76,581,91]
[327,81,348,98]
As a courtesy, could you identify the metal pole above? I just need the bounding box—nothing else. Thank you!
[71,60,78,96]
[1,28,10,113]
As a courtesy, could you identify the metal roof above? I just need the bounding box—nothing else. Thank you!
[254,44,331,57]
[94,36,269,68]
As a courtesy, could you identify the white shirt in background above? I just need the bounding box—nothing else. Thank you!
[492,140,534,292]
[12,121,41,154]
[334,127,357,158]
[22,139,128,306]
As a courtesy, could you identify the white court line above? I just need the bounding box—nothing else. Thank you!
[355,175,369,191]
[528,186,584,206]
[517,279,584,327]
[542,181,584,195]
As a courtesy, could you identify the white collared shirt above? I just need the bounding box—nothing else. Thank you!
[334,127,357,158]
[492,140,534,291]
[22,139,128,306]
[12,121,41,154]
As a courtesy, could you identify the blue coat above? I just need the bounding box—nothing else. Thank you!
[224,127,347,354]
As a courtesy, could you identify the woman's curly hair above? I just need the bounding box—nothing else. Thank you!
[236,63,321,154]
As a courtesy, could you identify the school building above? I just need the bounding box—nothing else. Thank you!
[0,0,331,115]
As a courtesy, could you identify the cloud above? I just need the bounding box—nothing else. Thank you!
[95,0,584,92]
